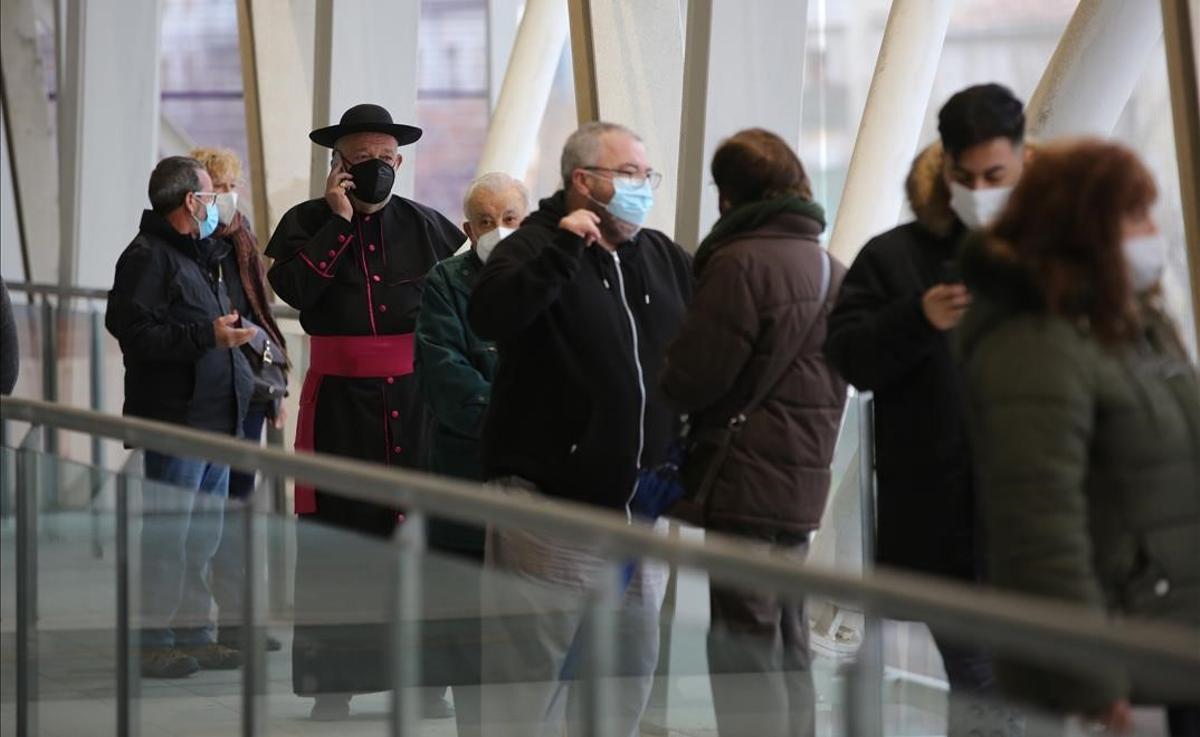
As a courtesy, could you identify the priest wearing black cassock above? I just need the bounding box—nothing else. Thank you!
[265,104,464,721]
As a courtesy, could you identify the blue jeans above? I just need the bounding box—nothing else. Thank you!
[212,408,267,628]
[140,451,229,649]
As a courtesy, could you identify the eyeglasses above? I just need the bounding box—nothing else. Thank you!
[193,191,219,205]
[582,167,663,190]
[336,151,400,167]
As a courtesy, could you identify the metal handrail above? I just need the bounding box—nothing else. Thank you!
[2,280,300,319]
[3,395,1199,692]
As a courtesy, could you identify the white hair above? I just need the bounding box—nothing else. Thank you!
[560,121,641,187]
[462,172,532,220]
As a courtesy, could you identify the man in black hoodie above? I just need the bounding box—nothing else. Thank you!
[824,84,1028,736]
[106,156,256,680]
[469,121,692,737]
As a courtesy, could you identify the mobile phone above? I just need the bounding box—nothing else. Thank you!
[939,260,963,285]
[331,150,343,169]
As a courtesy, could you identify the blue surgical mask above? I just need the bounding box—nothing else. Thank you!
[193,198,219,239]
[602,179,654,228]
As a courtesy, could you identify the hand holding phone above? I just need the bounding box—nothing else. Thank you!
[939,259,963,285]
[326,151,354,222]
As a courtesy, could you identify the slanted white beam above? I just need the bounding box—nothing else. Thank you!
[476,0,569,179]
[675,0,810,251]
[0,0,59,282]
[1,96,28,281]
[1026,0,1163,139]
[239,0,315,245]
[486,0,521,113]
[827,0,953,264]
[1161,0,1200,354]
[57,0,163,289]
[568,0,686,236]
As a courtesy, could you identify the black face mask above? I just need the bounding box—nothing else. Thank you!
[348,158,395,204]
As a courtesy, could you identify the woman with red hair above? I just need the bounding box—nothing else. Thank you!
[958,139,1199,735]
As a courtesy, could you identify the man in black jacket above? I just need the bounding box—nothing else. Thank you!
[106,156,256,680]
[823,84,1028,735]
[469,121,693,737]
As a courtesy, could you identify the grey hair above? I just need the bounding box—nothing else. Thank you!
[148,156,203,215]
[560,121,642,188]
[462,172,532,220]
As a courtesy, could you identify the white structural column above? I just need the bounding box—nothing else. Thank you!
[486,0,522,113]
[0,0,59,282]
[1027,0,1163,140]
[1161,0,1200,352]
[237,0,314,244]
[311,0,421,199]
[57,0,163,289]
[811,1,951,646]
[826,0,953,264]
[674,0,810,251]
[1,98,26,280]
[568,0,686,236]
[475,0,569,179]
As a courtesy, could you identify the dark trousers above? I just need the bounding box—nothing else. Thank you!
[427,546,484,737]
[707,531,813,737]
[212,408,266,631]
[1169,706,1200,737]
[928,630,1025,737]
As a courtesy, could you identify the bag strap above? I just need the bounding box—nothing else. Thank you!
[731,249,832,427]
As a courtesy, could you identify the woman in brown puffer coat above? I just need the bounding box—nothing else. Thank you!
[660,129,847,737]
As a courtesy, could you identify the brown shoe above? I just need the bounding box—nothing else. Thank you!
[178,643,243,670]
[140,648,200,679]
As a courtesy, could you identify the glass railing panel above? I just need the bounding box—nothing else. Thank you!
[0,448,123,737]
[866,613,1186,737]
[0,444,16,735]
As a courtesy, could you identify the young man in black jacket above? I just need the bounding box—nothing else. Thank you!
[823,84,1028,735]
[106,156,256,679]
[468,121,693,737]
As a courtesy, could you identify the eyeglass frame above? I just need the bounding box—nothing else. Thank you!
[192,191,219,205]
[580,166,663,190]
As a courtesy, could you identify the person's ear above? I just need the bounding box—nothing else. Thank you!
[571,169,591,197]
[463,221,475,242]
[394,154,403,171]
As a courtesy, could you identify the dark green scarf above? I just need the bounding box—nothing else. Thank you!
[693,196,826,275]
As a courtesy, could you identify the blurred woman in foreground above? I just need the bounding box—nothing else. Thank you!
[958,139,1200,736]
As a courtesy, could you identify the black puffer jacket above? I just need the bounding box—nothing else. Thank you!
[823,143,977,579]
[106,210,254,434]
[468,191,694,511]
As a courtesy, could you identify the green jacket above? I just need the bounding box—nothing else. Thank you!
[957,239,1200,711]
[414,250,498,482]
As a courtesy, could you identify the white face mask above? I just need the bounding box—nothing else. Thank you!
[215,192,239,226]
[949,181,1012,230]
[1124,232,1167,293]
[475,226,514,263]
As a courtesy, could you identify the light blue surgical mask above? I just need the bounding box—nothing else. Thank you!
[192,195,219,239]
[601,179,654,228]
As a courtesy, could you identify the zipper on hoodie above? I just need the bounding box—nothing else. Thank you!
[611,251,646,521]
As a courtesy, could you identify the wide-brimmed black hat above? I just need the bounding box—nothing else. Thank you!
[309,103,423,148]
